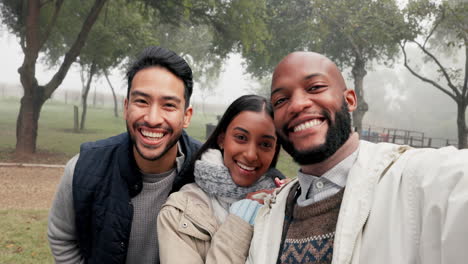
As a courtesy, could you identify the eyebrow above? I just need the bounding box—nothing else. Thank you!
[130,91,182,104]
[233,127,276,140]
[304,73,323,80]
[162,96,182,104]
[130,90,150,98]
[234,127,249,134]
[271,87,284,97]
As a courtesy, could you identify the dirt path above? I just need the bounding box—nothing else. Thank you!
[0,166,63,209]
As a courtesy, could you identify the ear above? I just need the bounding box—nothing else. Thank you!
[344,89,357,112]
[183,106,193,128]
[217,133,225,149]
[123,97,129,120]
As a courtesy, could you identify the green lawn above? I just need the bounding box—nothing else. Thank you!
[0,210,52,264]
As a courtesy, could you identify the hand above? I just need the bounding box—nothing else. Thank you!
[274,177,291,187]
[245,189,275,204]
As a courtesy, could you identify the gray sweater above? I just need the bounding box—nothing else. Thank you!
[48,149,184,263]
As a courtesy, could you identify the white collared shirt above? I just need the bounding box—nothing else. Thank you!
[296,148,359,207]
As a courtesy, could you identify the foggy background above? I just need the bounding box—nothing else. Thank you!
[1,27,461,141]
[1,0,466,153]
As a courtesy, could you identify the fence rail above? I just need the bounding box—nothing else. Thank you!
[359,125,458,148]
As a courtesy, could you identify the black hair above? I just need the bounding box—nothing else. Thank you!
[126,46,193,108]
[195,94,281,168]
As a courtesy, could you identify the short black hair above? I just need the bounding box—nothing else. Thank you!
[126,46,193,108]
[195,94,281,168]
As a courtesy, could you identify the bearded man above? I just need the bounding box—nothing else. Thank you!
[48,46,201,264]
[247,51,468,264]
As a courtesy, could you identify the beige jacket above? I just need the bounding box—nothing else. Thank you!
[248,141,468,264]
[157,183,253,264]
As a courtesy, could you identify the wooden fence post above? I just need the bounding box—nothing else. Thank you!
[74,105,79,133]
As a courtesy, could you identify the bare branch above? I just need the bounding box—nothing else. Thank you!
[423,8,445,48]
[413,40,460,97]
[44,0,107,98]
[400,42,458,102]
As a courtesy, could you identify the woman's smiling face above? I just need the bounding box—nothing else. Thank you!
[218,110,277,187]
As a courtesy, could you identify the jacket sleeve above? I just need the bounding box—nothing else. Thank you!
[47,155,84,264]
[410,147,468,264]
[157,205,253,264]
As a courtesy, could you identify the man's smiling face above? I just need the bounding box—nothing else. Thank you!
[270,52,356,165]
[124,66,192,163]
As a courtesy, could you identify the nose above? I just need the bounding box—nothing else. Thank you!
[289,90,312,116]
[144,105,164,127]
[243,142,258,163]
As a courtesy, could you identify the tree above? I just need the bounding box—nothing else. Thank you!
[153,23,224,114]
[401,0,468,148]
[43,0,156,130]
[0,0,107,155]
[240,0,408,133]
[0,0,270,154]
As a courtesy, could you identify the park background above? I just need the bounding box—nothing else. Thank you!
[0,0,467,262]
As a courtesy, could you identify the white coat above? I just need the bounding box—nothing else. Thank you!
[247,141,468,264]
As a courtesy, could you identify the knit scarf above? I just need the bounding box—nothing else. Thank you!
[194,149,277,200]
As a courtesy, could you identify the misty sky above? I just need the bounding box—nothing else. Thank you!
[0,30,252,105]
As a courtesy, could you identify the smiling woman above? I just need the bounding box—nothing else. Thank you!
[217,110,277,187]
[157,94,285,264]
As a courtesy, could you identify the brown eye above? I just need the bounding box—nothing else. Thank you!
[260,142,273,149]
[234,134,247,141]
[306,85,326,92]
[134,99,147,104]
[273,97,288,107]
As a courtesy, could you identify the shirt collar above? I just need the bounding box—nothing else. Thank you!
[297,146,360,188]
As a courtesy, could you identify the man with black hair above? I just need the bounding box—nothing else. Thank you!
[48,46,201,264]
[247,51,468,264]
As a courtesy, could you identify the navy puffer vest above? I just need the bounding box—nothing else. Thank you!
[73,131,201,263]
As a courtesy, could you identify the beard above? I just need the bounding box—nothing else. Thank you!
[279,99,352,165]
[126,122,181,161]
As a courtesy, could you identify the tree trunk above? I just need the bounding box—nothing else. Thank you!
[104,71,118,117]
[80,62,97,130]
[15,86,46,155]
[351,56,369,134]
[456,101,467,149]
[15,0,42,156]
[15,0,108,155]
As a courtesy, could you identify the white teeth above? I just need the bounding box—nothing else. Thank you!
[237,162,255,171]
[141,130,164,139]
[293,119,323,132]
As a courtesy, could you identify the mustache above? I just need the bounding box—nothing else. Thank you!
[282,109,332,135]
[134,122,173,133]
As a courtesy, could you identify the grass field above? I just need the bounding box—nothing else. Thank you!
[0,97,298,263]
[0,210,52,264]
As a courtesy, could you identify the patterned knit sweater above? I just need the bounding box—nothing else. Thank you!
[278,184,344,264]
